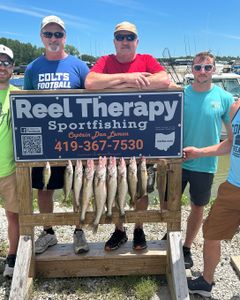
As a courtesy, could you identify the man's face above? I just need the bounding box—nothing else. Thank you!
[192,56,215,84]
[0,54,13,84]
[114,30,138,57]
[41,23,66,53]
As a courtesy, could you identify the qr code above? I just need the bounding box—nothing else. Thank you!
[21,135,43,156]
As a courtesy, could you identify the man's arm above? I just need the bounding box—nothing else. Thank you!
[184,100,240,159]
[85,71,170,90]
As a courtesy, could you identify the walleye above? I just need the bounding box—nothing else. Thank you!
[137,156,148,198]
[157,159,168,212]
[93,156,107,232]
[127,156,138,208]
[73,160,83,212]
[43,161,51,190]
[106,156,117,218]
[117,157,128,217]
[80,159,95,223]
[64,160,73,202]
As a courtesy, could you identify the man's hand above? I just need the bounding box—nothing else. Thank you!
[183,146,202,160]
[126,72,151,89]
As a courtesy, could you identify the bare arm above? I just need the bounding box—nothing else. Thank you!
[141,71,170,90]
[184,100,240,160]
[184,138,233,160]
[85,71,170,90]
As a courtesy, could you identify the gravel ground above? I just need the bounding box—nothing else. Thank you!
[0,204,239,300]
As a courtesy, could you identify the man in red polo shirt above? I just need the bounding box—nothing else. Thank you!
[85,21,170,251]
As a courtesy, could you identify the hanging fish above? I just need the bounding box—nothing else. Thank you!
[137,156,148,198]
[43,161,51,190]
[73,159,83,212]
[116,157,128,217]
[80,159,95,223]
[157,159,168,212]
[63,160,73,202]
[93,156,107,233]
[106,156,117,218]
[127,156,138,208]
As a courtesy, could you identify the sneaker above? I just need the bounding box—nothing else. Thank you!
[161,232,167,240]
[183,246,193,269]
[73,230,89,254]
[105,228,128,251]
[35,231,58,254]
[3,254,16,277]
[147,165,156,193]
[133,228,147,250]
[188,276,214,297]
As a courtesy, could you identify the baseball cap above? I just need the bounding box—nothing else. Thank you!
[0,44,14,60]
[41,15,65,30]
[114,21,138,36]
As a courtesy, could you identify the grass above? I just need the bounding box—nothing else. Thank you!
[0,241,8,257]
[33,276,159,300]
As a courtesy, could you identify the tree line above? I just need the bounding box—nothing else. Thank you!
[1,37,240,67]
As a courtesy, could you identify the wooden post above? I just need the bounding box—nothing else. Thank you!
[16,166,35,277]
[167,161,182,231]
[166,232,190,300]
[9,235,32,300]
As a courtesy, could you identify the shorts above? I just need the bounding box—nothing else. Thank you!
[203,181,240,240]
[0,172,18,213]
[32,166,65,190]
[182,169,214,206]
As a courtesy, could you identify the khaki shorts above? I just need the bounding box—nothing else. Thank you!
[0,173,18,213]
[203,181,240,240]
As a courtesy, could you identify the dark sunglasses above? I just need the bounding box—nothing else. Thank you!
[193,64,214,72]
[0,60,13,67]
[42,31,65,39]
[115,34,136,42]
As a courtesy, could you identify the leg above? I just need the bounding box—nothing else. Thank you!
[184,202,204,248]
[134,194,148,229]
[5,210,19,255]
[37,189,54,230]
[203,239,221,283]
[133,195,148,250]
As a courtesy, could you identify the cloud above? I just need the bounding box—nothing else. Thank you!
[0,3,100,30]
[99,0,170,17]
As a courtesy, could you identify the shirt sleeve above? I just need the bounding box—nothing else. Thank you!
[23,67,33,90]
[90,56,108,73]
[145,55,166,73]
[222,93,234,124]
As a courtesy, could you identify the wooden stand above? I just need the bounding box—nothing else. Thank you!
[9,159,189,300]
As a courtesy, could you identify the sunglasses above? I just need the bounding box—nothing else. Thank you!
[0,60,13,67]
[115,34,136,42]
[193,64,214,72]
[42,31,65,39]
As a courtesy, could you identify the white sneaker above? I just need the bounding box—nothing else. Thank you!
[73,230,89,254]
[3,254,16,277]
[35,231,58,254]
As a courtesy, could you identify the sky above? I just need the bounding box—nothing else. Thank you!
[1,0,240,59]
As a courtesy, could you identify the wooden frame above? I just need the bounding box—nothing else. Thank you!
[9,158,189,299]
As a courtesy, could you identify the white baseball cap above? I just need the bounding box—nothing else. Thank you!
[41,15,65,30]
[0,44,14,60]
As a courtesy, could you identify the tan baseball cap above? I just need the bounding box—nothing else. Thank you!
[114,21,138,36]
[41,15,65,30]
[0,44,14,60]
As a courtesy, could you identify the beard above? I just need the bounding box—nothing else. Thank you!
[47,44,60,52]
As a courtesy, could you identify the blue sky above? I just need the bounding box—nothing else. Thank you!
[1,0,240,58]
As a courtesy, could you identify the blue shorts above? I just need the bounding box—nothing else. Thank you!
[182,168,214,206]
